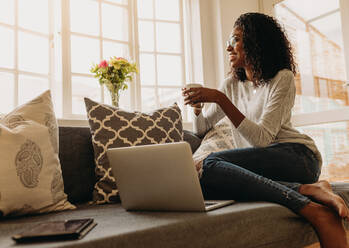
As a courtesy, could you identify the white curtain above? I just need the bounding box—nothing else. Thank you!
[182,0,204,85]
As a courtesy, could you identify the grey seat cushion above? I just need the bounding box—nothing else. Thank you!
[0,202,319,248]
[3,180,349,247]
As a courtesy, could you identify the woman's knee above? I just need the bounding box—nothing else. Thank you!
[203,152,223,169]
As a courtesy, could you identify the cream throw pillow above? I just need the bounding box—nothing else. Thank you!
[193,116,236,177]
[0,90,75,217]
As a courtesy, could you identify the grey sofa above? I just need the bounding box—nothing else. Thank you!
[1,126,348,248]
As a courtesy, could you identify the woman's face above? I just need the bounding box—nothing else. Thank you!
[226,28,246,68]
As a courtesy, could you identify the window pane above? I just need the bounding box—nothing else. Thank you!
[280,0,339,22]
[18,32,49,74]
[186,106,195,122]
[311,12,344,49]
[158,87,182,109]
[70,0,99,36]
[0,72,14,113]
[275,1,347,115]
[103,41,129,60]
[139,54,156,85]
[72,76,101,115]
[156,22,181,53]
[158,87,188,120]
[157,55,182,86]
[18,75,49,104]
[103,86,112,106]
[155,0,179,21]
[141,87,157,112]
[102,3,128,41]
[297,121,349,182]
[103,85,131,110]
[71,35,100,74]
[138,21,155,52]
[105,0,128,4]
[0,27,14,69]
[137,0,153,19]
[18,0,48,34]
[0,0,14,25]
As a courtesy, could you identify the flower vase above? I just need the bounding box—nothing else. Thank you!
[109,90,120,108]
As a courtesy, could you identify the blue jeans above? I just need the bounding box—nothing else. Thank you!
[200,143,320,213]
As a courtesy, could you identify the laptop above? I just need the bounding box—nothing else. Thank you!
[107,142,234,211]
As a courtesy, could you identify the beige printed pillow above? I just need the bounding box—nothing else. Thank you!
[193,116,236,177]
[0,90,75,217]
[84,98,183,204]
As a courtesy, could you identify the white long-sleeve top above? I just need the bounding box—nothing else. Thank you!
[193,69,322,167]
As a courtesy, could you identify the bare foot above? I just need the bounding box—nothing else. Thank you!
[299,180,349,219]
[300,201,348,248]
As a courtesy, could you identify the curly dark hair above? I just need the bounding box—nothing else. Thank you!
[232,12,297,84]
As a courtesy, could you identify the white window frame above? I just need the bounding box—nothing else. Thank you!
[262,0,349,128]
[0,0,55,110]
[60,0,138,119]
[59,0,193,122]
[0,0,201,130]
[136,0,189,118]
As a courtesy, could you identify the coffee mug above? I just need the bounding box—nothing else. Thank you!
[185,83,203,108]
[185,83,203,89]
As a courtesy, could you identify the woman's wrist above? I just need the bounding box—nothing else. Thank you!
[214,90,225,106]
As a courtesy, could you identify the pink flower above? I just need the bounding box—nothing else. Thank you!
[98,60,108,68]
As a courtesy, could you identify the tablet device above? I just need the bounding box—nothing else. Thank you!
[12,218,96,243]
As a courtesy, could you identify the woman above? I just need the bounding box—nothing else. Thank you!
[182,12,349,248]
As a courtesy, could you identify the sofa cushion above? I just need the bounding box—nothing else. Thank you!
[84,98,183,204]
[3,181,349,248]
[183,130,202,153]
[58,127,96,204]
[0,91,75,217]
[0,201,321,248]
[192,116,235,176]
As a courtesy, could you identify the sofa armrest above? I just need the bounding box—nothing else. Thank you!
[183,130,202,153]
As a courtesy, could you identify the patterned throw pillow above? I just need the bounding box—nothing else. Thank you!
[0,91,75,217]
[84,98,183,204]
[193,116,236,177]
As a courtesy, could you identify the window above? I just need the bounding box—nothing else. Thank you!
[61,0,131,117]
[0,0,201,122]
[272,0,349,181]
[137,0,187,119]
[0,0,51,114]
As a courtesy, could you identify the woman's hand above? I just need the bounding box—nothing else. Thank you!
[182,87,220,106]
[181,86,245,127]
[182,87,221,115]
[181,87,222,115]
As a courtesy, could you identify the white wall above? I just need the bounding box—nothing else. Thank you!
[199,0,259,89]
